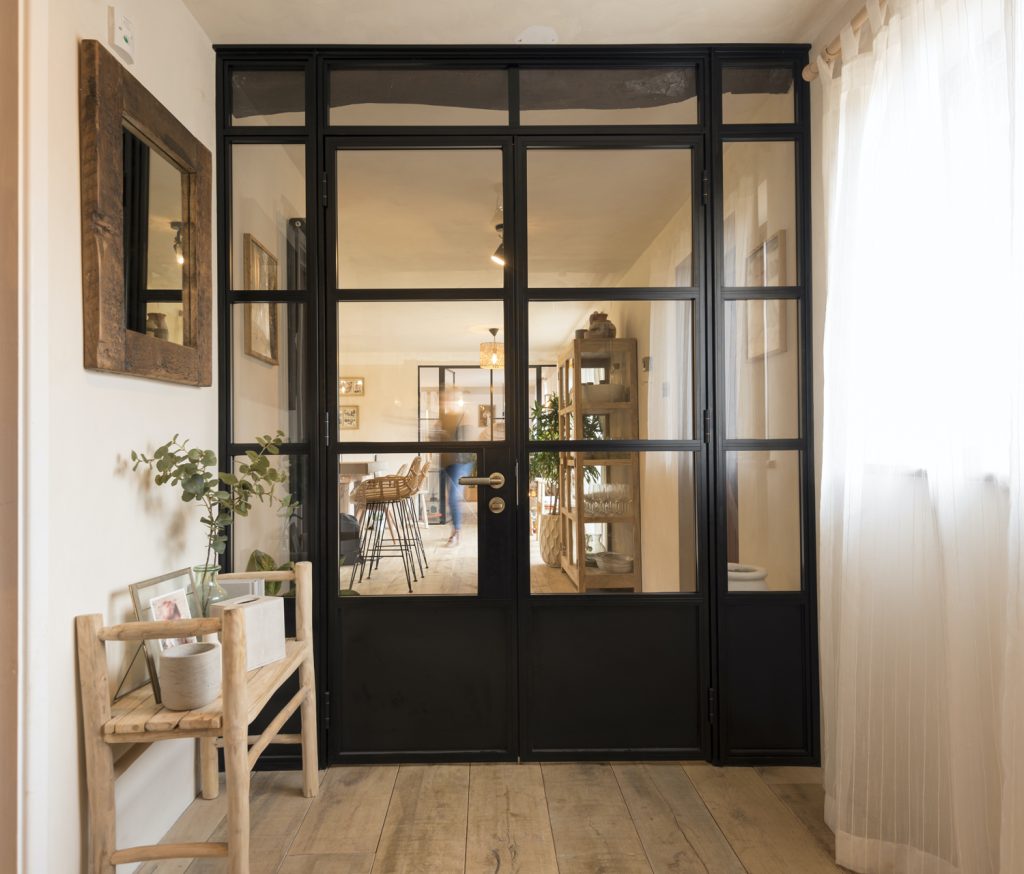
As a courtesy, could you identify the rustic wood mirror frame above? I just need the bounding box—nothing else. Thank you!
[79,39,212,385]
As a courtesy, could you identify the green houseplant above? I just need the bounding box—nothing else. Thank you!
[131,431,296,614]
[529,396,601,567]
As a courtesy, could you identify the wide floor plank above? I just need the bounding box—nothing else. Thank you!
[371,764,470,874]
[684,764,842,874]
[290,765,398,857]
[465,763,558,874]
[614,762,746,874]
[279,853,375,873]
[140,777,228,874]
[542,762,652,874]
[187,770,317,873]
[765,780,836,856]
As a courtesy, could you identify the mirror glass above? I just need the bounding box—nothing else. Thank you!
[123,127,187,346]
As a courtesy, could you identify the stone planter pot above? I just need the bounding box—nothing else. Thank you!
[539,513,562,568]
[160,641,222,711]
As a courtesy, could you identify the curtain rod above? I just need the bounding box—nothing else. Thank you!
[802,1,886,81]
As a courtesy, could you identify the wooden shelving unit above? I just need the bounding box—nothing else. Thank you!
[557,336,643,592]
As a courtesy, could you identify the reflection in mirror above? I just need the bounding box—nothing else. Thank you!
[528,300,694,440]
[529,451,697,594]
[337,300,505,441]
[339,452,480,596]
[123,128,186,345]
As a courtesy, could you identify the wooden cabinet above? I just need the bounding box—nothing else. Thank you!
[557,337,643,592]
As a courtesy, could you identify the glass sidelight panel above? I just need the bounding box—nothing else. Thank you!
[725,450,801,591]
[336,148,504,289]
[232,302,307,442]
[724,299,800,439]
[721,141,797,287]
[329,69,508,126]
[520,67,698,125]
[529,451,697,594]
[337,300,505,440]
[231,144,306,289]
[527,148,693,287]
[230,70,306,127]
[339,452,479,596]
[528,300,695,440]
[231,454,310,573]
[721,65,795,125]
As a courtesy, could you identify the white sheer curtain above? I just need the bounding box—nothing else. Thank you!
[817,0,1024,872]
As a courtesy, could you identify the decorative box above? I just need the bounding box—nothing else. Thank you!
[210,595,285,670]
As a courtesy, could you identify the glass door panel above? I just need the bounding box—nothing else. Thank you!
[526,147,694,287]
[721,141,797,287]
[528,299,695,440]
[336,299,506,440]
[335,148,505,289]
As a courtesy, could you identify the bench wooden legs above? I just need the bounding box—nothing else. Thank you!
[77,615,117,874]
[299,654,319,798]
[199,736,219,799]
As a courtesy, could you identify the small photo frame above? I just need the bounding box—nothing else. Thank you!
[478,404,493,428]
[340,405,360,430]
[129,568,199,704]
[339,376,365,397]
[242,233,279,366]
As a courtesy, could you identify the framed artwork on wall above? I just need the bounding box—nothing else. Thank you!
[340,405,360,430]
[339,376,365,397]
[243,233,279,365]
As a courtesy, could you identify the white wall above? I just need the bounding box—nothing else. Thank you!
[21,1,216,871]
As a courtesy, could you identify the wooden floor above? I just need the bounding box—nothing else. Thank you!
[144,763,846,874]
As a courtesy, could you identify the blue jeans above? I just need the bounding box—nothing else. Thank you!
[444,463,473,531]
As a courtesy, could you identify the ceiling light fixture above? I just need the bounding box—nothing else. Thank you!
[479,327,504,370]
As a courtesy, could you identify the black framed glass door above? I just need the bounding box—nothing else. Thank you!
[324,137,520,756]
[215,47,819,767]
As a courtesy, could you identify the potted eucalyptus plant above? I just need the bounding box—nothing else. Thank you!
[131,431,296,615]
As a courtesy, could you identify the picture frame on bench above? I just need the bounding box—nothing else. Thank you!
[128,567,199,704]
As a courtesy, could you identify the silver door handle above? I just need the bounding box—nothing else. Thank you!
[458,472,505,489]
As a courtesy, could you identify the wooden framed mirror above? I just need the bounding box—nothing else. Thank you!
[79,39,212,385]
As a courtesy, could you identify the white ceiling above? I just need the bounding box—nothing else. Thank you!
[184,0,840,46]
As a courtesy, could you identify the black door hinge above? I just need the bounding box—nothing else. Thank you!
[708,687,717,724]
[321,172,328,207]
[323,690,331,731]
[702,409,712,444]
[324,411,331,447]
[702,171,710,205]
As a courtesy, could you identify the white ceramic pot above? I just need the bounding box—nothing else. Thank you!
[727,562,769,592]
[160,641,222,711]
[539,513,562,568]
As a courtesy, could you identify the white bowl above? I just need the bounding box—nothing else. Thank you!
[596,552,634,573]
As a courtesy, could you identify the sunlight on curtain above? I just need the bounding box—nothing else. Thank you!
[817,0,1024,871]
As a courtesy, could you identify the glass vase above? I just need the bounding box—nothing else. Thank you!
[193,563,228,617]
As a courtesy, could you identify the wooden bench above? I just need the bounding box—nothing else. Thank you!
[77,562,318,874]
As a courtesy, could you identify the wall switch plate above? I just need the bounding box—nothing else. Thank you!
[108,7,135,63]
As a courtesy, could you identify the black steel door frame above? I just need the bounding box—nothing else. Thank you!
[214,44,819,767]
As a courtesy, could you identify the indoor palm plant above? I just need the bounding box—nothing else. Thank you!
[131,431,297,614]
